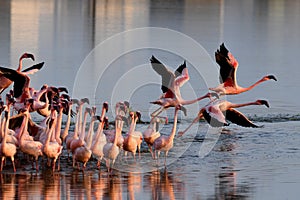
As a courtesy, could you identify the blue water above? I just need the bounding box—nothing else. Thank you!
[0,0,299,199]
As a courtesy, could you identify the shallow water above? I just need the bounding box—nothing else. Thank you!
[0,0,300,199]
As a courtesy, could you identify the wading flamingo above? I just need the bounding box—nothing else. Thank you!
[209,43,277,95]
[18,99,44,171]
[0,94,17,172]
[153,105,181,166]
[42,106,63,172]
[103,114,127,173]
[143,117,161,158]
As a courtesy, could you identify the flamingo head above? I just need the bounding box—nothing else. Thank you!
[71,98,79,105]
[256,100,269,108]
[20,53,35,61]
[58,87,69,94]
[85,107,92,116]
[103,101,109,112]
[80,98,90,105]
[266,75,277,81]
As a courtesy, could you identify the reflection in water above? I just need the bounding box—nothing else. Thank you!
[144,169,185,200]
[0,173,16,199]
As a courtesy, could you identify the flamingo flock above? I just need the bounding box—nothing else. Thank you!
[0,43,277,173]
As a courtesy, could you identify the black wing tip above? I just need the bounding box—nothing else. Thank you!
[150,55,160,64]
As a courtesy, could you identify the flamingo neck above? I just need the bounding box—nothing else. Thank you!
[80,111,89,141]
[47,116,57,144]
[229,101,260,109]
[17,58,23,71]
[239,77,268,94]
[2,106,11,144]
[86,119,97,149]
[180,94,209,105]
[168,108,179,141]
[20,113,29,142]
[54,108,63,144]
[61,105,72,141]
[100,107,106,121]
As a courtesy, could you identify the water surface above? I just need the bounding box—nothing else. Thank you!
[0,0,300,199]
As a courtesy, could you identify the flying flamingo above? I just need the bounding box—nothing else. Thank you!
[0,94,17,172]
[0,62,44,101]
[153,105,181,166]
[209,43,277,95]
[0,53,35,94]
[178,99,270,137]
[150,55,218,118]
[143,117,161,158]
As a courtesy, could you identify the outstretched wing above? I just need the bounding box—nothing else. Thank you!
[0,66,30,98]
[215,43,239,85]
[174,61,186,77]
[150,55,175,93]
[22,62,44,75]
[225,108,262,128]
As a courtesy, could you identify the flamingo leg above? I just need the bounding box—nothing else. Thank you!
[164,151,168,166]
[1,157,4,171]
[11,157,16,172]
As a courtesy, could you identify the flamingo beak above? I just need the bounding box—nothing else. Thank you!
[258,100,270,108]
[267,75,277,81]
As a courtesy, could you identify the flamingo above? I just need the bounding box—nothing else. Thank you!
[104,102,127,148]
[0,53,35,94]
[123,112,139,160]
[178,99,270,137]
[153,105,181,166]
[90,102,109,168]
[209,43,277,95]
[143,117,161,158]
[150,55,218,118]
[18,99,43,171]
[42,106,63,172]
[70,106,91,154]
[0,94,17,172]
[103,114,127,173]
[123,111,143,159]
[65,98,89,158]
[0,62,44,101]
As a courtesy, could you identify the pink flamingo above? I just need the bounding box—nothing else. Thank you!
[143,117,161,158]
[0,94,17,172]
[209,43,277,95]
[18,99,44,171]
[42,106,63,172]
[150,55,218,118]
[0,53,35,94]
[178,99,270,137]
[153,105,181,166]
[103,114,127,173]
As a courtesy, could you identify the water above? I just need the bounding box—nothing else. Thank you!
[0,0,300,199]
